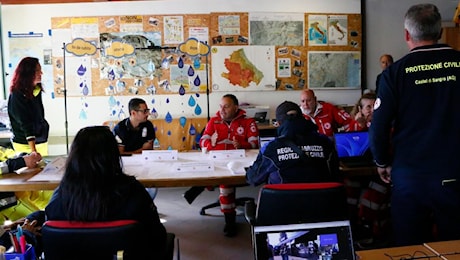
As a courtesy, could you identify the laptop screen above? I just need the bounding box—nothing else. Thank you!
[253,220,355,260]
[333,131,369,158]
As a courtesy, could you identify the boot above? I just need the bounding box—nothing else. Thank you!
[223,212,237,237]
[183,186,205,204]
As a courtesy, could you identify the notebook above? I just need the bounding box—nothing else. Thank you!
[253,220,356,260]
[333,131,374,167]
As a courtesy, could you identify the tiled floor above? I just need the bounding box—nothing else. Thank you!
[154,186,259,260]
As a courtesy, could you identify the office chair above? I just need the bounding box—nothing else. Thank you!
[244,182,349,259]
[187,128,255,215]
[42,220,177,260]
[199,186,254,215]
[183,185,254,215]
[245,182,349,226]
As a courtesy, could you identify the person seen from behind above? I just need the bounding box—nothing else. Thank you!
[370,3,460,246]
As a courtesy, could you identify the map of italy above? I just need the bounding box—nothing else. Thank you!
[221,48,264,87]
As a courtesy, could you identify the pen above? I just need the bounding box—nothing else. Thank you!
[16,225,22,239]
[19,235,26,254]
[9,232,19,253]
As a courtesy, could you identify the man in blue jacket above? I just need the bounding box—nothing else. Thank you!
[370,3,460,246]
[246,101,340,186]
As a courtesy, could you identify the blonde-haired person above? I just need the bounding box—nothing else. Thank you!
[349,92,377,131]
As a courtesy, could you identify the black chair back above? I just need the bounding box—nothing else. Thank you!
[42,220,148,260]
[255,182,348,226]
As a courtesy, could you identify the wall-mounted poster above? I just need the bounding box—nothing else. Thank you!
[249,12,304,46]
[211,45,276,91]
[209,13,249,46]
[307,15,328,46]
[308,51,360,89]
[275,46,307,90]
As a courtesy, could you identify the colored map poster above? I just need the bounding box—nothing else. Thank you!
[211,46,275,91]
[308,15,328,46]
[249,12,304,46]
[328,15,348,46]
[308,51,360,89]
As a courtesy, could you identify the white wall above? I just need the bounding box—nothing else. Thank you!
[1,0,362,137]
[364,0,459,90]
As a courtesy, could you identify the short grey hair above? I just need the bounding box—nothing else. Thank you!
[404,3,441,42]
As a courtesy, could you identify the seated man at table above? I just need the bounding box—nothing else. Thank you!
[200,94,259,237]
[113,97,158,199]
[246,101,341,186]
[113,98,155,154]
[300,89,353,137]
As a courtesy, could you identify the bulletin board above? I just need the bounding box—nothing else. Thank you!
[51,14,210,98]
[1,0,362,137]
[50,11,361,97]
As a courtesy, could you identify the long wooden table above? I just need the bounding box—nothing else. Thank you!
[356,245,438,260]
[0,150,259,191]
[424,240,460,260]
[0,149,377,192]
[356,240,460,260]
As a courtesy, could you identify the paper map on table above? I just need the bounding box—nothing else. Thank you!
[27,156,66,182]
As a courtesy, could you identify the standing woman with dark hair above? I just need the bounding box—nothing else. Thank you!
[8,57,49,156]
[6,57,51,218]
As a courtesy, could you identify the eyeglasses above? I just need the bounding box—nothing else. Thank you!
[136,109,150,114]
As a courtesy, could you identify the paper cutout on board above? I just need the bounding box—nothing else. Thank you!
[194,104,202,115]
[188,66,195,76]
[179,85,186,95]
[65,38,97,56]
[189,124,197,136]
[188,96,196,107]
[179,116,187,127]
[178,38,210,56]
[165,112,173,123]
[193,76,201,87]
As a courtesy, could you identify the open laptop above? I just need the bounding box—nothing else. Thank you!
[253,220,356,260]
[333,131,374,167]
[254,111,268,123]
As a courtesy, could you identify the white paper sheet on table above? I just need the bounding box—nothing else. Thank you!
[171,161,215,172]
[142,150,178,161]
[227,161,247,175]
[209,149,245,159]
[27,156,66,182]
